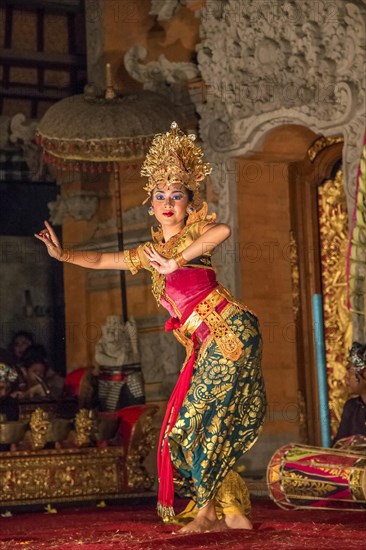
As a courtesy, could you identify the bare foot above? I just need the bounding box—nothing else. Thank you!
[178,516,227,534]
[224,514,253,530]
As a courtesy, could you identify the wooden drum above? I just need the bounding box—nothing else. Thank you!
[267,443,366,511]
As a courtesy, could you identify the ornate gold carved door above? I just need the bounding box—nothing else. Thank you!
[289,139,351,445]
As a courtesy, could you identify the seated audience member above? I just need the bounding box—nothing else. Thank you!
[0,361,19,421]
[15,345,64,400]
[8,330,34,366]
[8,331,35,392]
[333,341,366,445]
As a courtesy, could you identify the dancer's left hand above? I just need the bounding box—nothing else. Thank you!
[143,244,178,274]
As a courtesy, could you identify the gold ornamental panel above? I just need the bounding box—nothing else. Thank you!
[308,136,343,162]
[289,231,300,321]
[318,169,352,436]
[0,447,125,505]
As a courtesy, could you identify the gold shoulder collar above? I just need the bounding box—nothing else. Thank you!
[186,201,216,226]
[151,224,164,243]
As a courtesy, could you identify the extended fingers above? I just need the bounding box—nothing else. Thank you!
[35,232,53,247]
[44,220,56,237]
[44,221,59,244]
[35,221,58,246]
[34,233,45,242]
[35,230,50,243]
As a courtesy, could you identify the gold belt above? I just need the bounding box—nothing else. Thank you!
[180,286,243,361]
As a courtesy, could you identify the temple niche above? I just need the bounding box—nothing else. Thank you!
[0,0,366,476]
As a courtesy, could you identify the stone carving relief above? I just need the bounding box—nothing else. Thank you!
[149,0,186,21]
[9,114,42,181]
[121,204,153,226]
[192,0,366,293]
[124,46,199,93]
[138,327,182,398]
[124,46,200,123]
[119,1,365,299]
[9,113,38,147]
[1,113,49,182]
[197,0,365,184]
[48,191,107,225]
[95,315,140,367]
[90,206,152,244]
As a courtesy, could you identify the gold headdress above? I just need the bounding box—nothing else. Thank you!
[141,121,212,206]
[348,342,366,381]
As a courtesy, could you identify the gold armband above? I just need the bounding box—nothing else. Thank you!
[174,252,188,268]
[124,248,143,274]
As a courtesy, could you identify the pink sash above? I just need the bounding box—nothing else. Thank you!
[156,278,220,518]
[156,320,197,519]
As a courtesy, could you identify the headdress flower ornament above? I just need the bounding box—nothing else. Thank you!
[0,362,18,384]
[140,121,212,207]
[348,342,366,378]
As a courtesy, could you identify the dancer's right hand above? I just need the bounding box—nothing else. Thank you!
[35,220,64,261]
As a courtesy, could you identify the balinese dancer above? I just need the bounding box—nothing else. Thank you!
[35,122,267,533]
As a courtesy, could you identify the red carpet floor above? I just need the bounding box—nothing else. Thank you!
[0,497,365,550]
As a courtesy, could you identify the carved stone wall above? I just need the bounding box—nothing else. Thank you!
[194,0,366,296]
[0,113,52,182]
[123,1,366,303]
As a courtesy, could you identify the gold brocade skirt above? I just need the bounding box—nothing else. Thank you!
[168,299,267,510]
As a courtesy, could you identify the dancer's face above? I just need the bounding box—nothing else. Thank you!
[151,184,189,229]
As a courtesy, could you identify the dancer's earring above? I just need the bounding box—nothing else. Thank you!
[148,206,154,216]
[186,205,195,215]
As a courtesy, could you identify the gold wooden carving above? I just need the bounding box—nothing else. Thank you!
[318,169,352,435]
[289,231,300,321]
[126,405,158,490]
[74,408,96,447]
[0,447,125,505]
[29,408,51,450]
[0,405,159,505]
[308,136,343,162]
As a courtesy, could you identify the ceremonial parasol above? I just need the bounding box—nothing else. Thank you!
[36,66,180,321]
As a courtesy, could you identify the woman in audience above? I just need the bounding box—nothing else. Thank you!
[8,330,34,366]
[15,345,64,400]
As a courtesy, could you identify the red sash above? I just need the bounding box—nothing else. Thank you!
[156,317,197,519]
[156,284,220,518]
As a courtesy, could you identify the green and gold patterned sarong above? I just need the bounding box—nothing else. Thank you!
[169,301,266,510]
